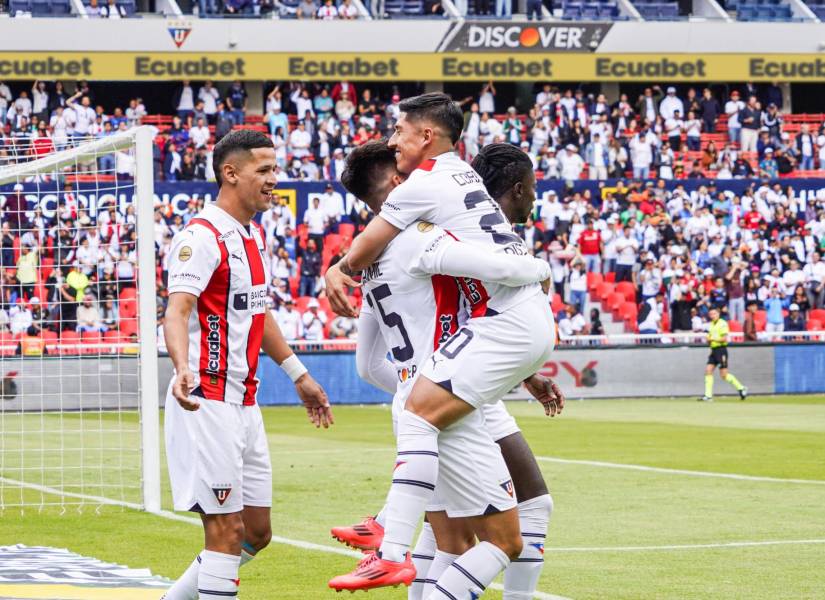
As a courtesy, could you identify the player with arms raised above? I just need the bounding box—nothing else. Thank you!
[162,130,332,600]
[327,95,556,598]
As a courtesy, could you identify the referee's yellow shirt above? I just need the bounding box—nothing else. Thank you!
[708,318,729,348]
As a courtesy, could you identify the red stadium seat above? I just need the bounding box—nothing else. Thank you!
[728,320,743,333]
[753,310,767,332]
[81,330,103,355]
[119,295,138,319]
[295,297,311,313]
[806,319,822,331]
[594,282,614,303]
[606,292,625,314]
[58,331,81,356]
[586,271,603,293]
[119,318,138,337]
[615,281,636,303]
[604,272,616,283]
[0,332,17,356]
[325,234,342,253]
[551,293,564,314]
[338,223,356,240]
[809,309,825,324]
[41,330,58,355]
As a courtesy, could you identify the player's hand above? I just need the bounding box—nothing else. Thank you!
[295,373,334,429]
[541,278,551,295]
[324,263,360,318]
[523,373,565,417]
[172,368,199,411]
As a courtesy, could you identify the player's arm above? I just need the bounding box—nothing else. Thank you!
[261,310,333,428]
[413,228,552,290]
[165,292,200,411]
[355,308,397,394]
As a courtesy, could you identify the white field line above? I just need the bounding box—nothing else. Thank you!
[536,456,825,485]
[5,476,825,600]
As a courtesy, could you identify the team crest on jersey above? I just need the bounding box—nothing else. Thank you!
[211,485,232,505]
[417,221,434,233]
[499,479,514,498]
[530,542,545,555]
[178,246,193,261]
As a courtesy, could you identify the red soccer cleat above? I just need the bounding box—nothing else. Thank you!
[328,551,416,592]
[330,516,385,551]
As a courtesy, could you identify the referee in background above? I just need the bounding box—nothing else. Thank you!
[701,307,748,402]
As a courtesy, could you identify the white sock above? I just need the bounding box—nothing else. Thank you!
[503,494,554,600]
[375,503,388,528]
[408,522,437,600]
[421,550,458,600]
[162,550,255,600]
[197,550,241,600]
[427,541,509,600]
[379,410,440,563]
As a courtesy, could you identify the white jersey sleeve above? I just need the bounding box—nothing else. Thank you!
[379,172,440,231]
[409,223,551,287]
[167,227,221,297]
[355,306,398,394]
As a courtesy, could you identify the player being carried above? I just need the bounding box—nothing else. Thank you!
[329,140,562,600]
[701,307,748,402]
[162,130,333,600]
[326,93,557,598]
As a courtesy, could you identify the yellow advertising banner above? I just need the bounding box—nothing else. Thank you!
[2,52,825,81]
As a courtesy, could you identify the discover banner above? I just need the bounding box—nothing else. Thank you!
[3,52,825,81]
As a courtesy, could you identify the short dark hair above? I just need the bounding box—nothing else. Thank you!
[471,143,533,202]
[211,129,274,187]
[398,93,464,145]
[340,139,396,201]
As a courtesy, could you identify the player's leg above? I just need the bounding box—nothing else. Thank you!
[498,432,554,600]
[418,511,474,600]
[719,362,747,400]
[702,358,716,401]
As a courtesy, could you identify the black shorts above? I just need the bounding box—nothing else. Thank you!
[707,347,728,368]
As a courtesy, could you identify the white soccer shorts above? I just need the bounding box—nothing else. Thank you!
[165,386,272,515]
[482,401,521,442]
[427,409,518,518]
[419,294,555,410]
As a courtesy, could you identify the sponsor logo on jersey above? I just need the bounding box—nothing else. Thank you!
[417,221,434,233]
[233,288,268,312]
[451,171,482,186]
[211,485,232,506]
[461,278,485,305]
[178,245,192,261]
[171,272,201,282]
[397,364,417,383]
[437,314,454,345]
[499,479,514,498]
[206,315,221,376]
[218,230,237,242]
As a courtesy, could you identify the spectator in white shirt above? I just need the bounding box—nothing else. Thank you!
[288,122,312,158]
[276,299,303,341]
[725,90,745,145]
[629,127,657,179]
[190,117,210,149]
[637,294,663,336]
[639,257,663,300]
[49,106,72,149]
[13,91,32,120]
[302,298,328,341]
[659,86,684,120]
[339,0,359,17]
[317,0,338,17]
[320,184,345,232]
[478,81,496,115]
[66,93,96,140]
[615,225,639,283]
[101,0,126,18]
[0,81,11,125]
[559,144,584,183]
[175,80,196,123]
[31,81,49,121]
[568,261,588,314]
[303,197,327,246]
[198,81,220,123]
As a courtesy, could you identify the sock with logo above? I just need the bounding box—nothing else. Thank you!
[163,548,254,600]
[503,494,554,600]
[427,541,509,600]
[408,522,437,600]
[379,410,440,564]
[725,372,744,391]
[704,374,714,399]
[421,550,459,600]
[197,550,241,600]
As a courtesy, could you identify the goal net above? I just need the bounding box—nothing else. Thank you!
[0,127,160,514]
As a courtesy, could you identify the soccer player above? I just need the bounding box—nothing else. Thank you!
[327,94,556,598]
[701,307,748,402]
[161,130,332,600]
[330,141,560,600]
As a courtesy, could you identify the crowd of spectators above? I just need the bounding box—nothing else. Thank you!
[188,0,361,18]
[2,78,825,347]
[528,178,825,338]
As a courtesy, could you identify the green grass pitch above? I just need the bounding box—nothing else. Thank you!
[1,395,824,599]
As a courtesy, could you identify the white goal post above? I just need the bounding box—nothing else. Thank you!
[0,126,160,513]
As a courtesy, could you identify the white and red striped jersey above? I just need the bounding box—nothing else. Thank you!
[167,204,270,405]
[379,152,542,316]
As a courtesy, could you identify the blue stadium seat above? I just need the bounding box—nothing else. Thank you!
[50,0,72,13]
[562,4,581,17]
[118,0,136,14]
[658,3,678,16]
[10,0,31,14]
[402,0,423,13]
[31,0,52,14]
[384,0,403,13]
